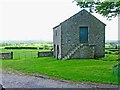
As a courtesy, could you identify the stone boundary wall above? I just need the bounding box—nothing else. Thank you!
[0,52,13,59]
[38,52,53,57]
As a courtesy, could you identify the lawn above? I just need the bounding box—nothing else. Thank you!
[1,49,119,84]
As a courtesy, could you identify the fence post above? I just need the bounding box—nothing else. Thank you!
[38,52,39,58]
[11,52,13,59]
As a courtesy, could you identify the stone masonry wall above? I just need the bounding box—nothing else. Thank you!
[0,52,13,59]
[72,44,95,59]
[38,52,53,57]
[60,10,105,59]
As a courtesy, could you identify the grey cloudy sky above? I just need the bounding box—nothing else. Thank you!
[0,0,118,41]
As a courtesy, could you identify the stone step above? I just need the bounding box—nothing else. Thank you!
[62,45,81,60]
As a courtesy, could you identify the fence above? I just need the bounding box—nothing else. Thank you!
[1,51,53,60]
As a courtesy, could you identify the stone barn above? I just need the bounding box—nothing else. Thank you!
[53,9,106,60]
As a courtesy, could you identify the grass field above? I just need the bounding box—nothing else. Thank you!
[1,49,119,84]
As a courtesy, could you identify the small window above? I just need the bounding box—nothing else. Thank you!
[80,27,88,43]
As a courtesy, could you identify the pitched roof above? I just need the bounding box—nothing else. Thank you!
[53,9,106,29]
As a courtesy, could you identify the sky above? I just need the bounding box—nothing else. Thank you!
[0,0,118,41]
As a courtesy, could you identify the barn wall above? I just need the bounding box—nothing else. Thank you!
[60,10,105,59]
[53,25,62,59]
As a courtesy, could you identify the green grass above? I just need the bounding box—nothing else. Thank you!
[1,49,119,84]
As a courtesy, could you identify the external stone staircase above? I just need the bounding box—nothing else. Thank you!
[62,44,84,60]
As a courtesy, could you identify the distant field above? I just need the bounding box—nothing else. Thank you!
[1,49,119,84]
[1,43,52,50]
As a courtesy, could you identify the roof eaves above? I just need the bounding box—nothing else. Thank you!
[53,24,61,29]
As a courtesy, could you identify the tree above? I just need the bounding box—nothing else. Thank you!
[74,0,120,19]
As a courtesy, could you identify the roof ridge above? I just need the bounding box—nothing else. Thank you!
[53,9,106,29]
